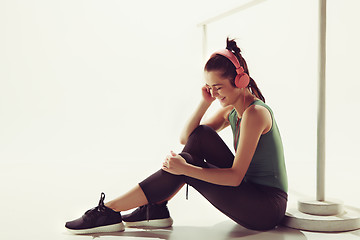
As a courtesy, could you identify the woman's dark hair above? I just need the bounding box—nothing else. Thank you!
[204,37,265,103]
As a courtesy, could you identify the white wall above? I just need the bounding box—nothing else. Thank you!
[0,0,206,165]
[1,0,359,206]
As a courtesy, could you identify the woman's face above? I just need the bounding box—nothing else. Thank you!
[204,70,241,107]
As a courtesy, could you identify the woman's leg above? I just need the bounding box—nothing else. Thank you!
[138,125,287,230]
[184,174,287,230]
[138,125,234,203]
[181,126,287,229]
[106,125,233,209]
[181,125,235,168]
[105,185,148,211]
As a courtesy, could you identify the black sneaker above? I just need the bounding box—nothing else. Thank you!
[65,193,125,234]
[122,201,173,228]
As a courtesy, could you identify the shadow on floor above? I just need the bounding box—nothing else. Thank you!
[82,221,307,240]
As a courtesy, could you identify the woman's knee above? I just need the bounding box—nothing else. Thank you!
[190,125,215,138]
[179,152,206,168]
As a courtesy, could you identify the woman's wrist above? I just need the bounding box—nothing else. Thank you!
[181,161,196,176]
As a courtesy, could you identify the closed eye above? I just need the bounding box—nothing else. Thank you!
[205,84,223,91]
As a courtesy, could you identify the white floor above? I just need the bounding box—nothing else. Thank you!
[1,160,360,240]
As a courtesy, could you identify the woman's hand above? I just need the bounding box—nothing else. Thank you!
[162,151,188,175]
[202,85,215,103]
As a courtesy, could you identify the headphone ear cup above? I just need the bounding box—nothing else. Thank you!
[235,74,250,88]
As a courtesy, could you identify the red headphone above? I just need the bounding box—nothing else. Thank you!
[211,49,250,89]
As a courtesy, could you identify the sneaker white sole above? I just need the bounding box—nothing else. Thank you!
[125,217,173,228]
[66,222,125,234]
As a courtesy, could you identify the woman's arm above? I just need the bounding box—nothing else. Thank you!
[180,86,214,145]
[201,105,233,132]
[166,105,271,186]
[179,98,212,145]
[180,86,232,145]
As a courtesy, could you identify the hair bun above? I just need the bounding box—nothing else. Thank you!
[226,37,241,56]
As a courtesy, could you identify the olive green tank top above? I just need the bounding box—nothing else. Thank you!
[228,100,288,192]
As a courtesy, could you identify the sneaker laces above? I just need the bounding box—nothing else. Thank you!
[83,192,107,221]
[146,204,150,222]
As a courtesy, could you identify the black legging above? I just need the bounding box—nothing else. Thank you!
[139,125,287,230]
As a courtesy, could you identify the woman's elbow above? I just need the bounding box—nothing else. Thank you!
[228,174,244,187]
[230,180,242,187]
[179,136,187,145]
[228,180,240,187]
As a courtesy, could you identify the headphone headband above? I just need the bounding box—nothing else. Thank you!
[210,49,250,88]
[211,49,241,70]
